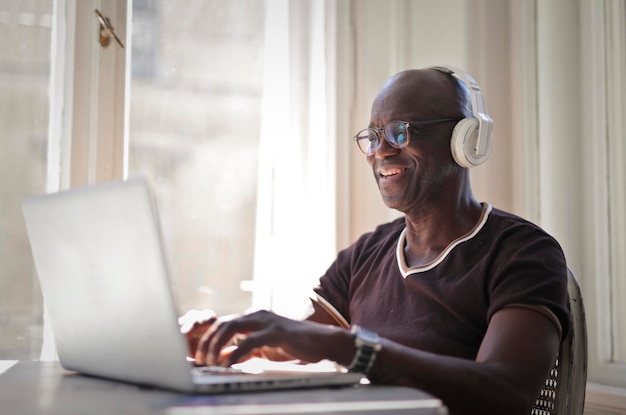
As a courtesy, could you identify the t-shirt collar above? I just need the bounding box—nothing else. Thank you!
[396,203,493,278]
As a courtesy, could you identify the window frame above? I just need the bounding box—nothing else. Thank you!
[43,0,129,359]
[50,0,128,194]
[580,0,626,390]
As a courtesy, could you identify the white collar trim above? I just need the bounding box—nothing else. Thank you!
[396,203,492,278]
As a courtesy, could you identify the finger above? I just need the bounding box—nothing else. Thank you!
[205,313,272,365]
[205,321,249,365]
[185,321,216,357]
[220,330,279,365]
[196,314,249,364]
[195,320,224,364]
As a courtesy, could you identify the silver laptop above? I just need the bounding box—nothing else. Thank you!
[22,177,362,393]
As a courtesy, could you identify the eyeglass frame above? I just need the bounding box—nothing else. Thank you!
[352,118,463,156]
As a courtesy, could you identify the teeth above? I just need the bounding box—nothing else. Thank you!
[380,168,404,177]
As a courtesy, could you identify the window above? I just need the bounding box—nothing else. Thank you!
[0,1,51,360]
[2,0,342,361]
[127,0,266,316]
[578,1,626,408]
[582,0,626,387]
[127,0,340,320]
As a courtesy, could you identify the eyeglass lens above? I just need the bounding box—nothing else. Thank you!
[355,121,409,155]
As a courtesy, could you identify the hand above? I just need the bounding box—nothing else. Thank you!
[194,309,353,367]
[178,309,217,358]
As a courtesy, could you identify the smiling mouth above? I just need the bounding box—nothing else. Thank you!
[379,168,407,178]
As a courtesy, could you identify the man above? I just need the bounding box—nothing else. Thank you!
[188,66,569,415]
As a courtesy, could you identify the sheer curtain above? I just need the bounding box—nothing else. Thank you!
[252,0,337,318]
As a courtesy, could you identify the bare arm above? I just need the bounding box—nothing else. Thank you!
[368,307,560,415]
[194,306,558,415]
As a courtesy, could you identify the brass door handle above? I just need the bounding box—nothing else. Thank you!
[94,9,125,49]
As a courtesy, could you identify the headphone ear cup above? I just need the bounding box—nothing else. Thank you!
[450,118,489,167]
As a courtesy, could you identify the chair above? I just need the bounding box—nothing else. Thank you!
[531,269,588,415]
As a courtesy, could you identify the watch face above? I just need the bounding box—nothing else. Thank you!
[358,327,379,343]
[354,326,382,351]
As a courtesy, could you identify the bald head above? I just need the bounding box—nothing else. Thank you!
[370,68,472,124]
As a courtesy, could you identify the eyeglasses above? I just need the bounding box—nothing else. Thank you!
[353,118,462,156]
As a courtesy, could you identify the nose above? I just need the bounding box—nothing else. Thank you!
[373,136,401,160]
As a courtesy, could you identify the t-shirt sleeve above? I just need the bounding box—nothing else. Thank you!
[312,243,354,325]
[486,225,570,340]
[312,220,404,328]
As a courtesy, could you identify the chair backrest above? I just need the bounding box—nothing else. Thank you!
[531,269,588,415]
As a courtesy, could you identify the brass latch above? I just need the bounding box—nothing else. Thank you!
[94,9,125,49]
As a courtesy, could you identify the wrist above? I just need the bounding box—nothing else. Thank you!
[346,325,382,375]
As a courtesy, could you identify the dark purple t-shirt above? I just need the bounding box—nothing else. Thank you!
[313,204,569,360]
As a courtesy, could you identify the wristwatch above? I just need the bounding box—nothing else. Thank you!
[347,325,382,374]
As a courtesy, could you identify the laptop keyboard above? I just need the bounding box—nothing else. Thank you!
[192,365,245,376]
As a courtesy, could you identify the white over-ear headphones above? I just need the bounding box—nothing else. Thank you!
[430,65,494,168]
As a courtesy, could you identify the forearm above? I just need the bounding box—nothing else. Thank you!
[367,340,534,415]
[298,318,537,414]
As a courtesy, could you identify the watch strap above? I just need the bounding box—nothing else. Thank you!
[347,325,381,374]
